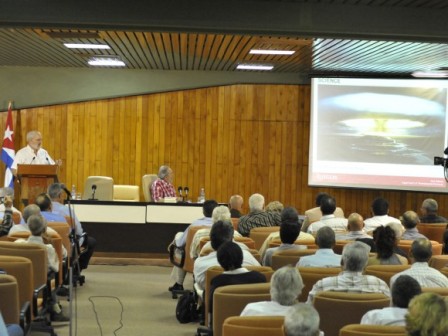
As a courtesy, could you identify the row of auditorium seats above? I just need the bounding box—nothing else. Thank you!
[79,174,158,202]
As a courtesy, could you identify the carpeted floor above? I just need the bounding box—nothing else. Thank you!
[31,264,197,336]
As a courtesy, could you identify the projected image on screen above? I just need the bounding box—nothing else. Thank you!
[310,78,448,193]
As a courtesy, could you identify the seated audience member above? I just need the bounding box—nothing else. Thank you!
[265,201,283,225]
[209,241,266,314]
[15,215,68,321]
[401,211,426,240]
[262,207,306,267]
[195,206,244,258]
[367,226,408,266]
[297,227,341,268]
[8,204,58,236]
[241,266,303,316]
[169,200,218,292]
[336,212,372,241]
[0,187,23,222]
[307,196,348,234]
[48,183,96,270]
[1,312,23,336]
[307,241,390,304]
[150,165,176,202]
[390,238,448,288]
[419,198,448,254]
[193,220,260,291]
[35,193,68,223]
[0,196,14,236]
[301,192,345,233]
[229,195,244,218]
[361,275,421,326]
[284,303,322,336]
[406,292,448,336]
[364,197,401,233]
[238,193,279,237]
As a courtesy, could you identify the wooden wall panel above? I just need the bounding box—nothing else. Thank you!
[1,84,448,220]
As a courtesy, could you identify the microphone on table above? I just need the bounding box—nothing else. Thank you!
[178,186,184,202]
[90,184,98,201]
[184,187,189,201]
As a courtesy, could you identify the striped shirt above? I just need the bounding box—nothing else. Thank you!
[150,178,176,202]
[307,271,390,304]
[390,262,448,288]
[238,210,280,237]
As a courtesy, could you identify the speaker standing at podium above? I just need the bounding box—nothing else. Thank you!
[11,130,62,175]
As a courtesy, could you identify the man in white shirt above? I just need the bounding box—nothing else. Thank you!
[361,274,421,326]
[297,226,342,268]
[11,130,61,175]
[307,196,347,234]
[364,197,401,233]
[301,192,345,233]
[193,220,260,290]
[390,238,448,288]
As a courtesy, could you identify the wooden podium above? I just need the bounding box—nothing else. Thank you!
[17,164,59,205]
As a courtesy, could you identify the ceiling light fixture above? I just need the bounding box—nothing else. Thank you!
[237,64,274,71]
[249,49,295,55]
[411,69,448,78]
[64,43,111,49]
[88,57,126,67]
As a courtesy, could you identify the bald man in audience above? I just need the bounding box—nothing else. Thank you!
[229,195,244,218]
[336,213,372,241]
[307,196,347,234]
[401,211,426,240]
[301,192,345,233]
[390,238,448,288]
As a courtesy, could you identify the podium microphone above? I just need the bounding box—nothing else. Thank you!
[444,147,448,155]
[90,184,98,200]
[184,187,189,197]
[178,186,183,202]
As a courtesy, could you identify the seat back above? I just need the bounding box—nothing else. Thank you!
[421,286,448,297]
[334,240,352,254]
[0,274,20,324]
[297,266,341,302]
[0,241,48,290]
[204,266,273,327]
[397,240,443,257]
[200,236,256,251]
[314,291,390,336]
[142,174,158,202]
[46,221,71,256]
[268,238,316,249]
[416,223,447,243]
[222,316,284,336]
[339,324,407,336]
[183,225,211,273]
[82,176,114,201]
[113,185,140,202]
[440,266,448,278]
[271,249,317,270]
[429,255,448,270]
[213,283,271,336]
[364,264,411,284]
[249,227,280,250]
[12,212,22,224]
[0,256,33,314]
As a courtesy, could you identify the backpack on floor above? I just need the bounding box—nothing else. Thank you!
[175,291,199,323]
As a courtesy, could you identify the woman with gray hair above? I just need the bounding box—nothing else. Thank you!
[240,266,304,316]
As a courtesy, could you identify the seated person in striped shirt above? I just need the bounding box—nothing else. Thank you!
[306,241,390,304]
[150,165,176,202]
[237,193,280,237]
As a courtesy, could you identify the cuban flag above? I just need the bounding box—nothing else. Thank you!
[1,102,15,188]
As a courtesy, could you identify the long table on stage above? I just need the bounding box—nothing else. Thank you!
[71,201,204,256]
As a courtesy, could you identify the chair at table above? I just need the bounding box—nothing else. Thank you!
[297,266,341,302]
[142,174,157,202]
[222,316,284,336]
[0,274,31,335]
[364,264,411,285]
[82,176,114,201]
[429,255,448,270]
[314,291,390,336]
[212,283,272,336]
[249,226,280,251]
[339,324,407,336]
[416,223,447,243]
[271,249,317,270]
[113,184,140,202]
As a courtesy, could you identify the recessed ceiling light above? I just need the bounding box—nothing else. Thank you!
[237,64,274,71]
[64,43,111,49]
[249,49,295,55]
[88,57,126,67]
[411,70,448,78]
